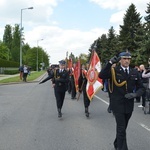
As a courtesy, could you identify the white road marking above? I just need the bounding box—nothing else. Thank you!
[94,95,109,105]
[94,95,150,133]
[138,123,150,132]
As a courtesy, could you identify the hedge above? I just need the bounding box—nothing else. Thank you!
[4,70,19,75]
[0,58,19,67]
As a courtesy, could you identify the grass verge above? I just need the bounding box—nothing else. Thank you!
[0,71,46,83]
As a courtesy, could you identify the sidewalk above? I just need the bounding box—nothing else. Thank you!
[0,72,47,82]
[0,74,20,81]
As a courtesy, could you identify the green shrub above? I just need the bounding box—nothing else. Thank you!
[0,59,19,67]
[4,70,19,74]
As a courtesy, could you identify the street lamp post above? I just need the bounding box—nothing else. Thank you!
[37,39,43,71]
[20,7,33,67]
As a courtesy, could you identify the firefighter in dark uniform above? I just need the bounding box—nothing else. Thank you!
[78,64,90,117]
[39,60,69,118]
[67,68,72,94]
[70,63,77,99]
[99,52,144,150]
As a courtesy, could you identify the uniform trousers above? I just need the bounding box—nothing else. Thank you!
[113,112,132,150]
[54,87,66,109]
[68,78,72,93]
[83,87,90,108]
[71,78,76,98]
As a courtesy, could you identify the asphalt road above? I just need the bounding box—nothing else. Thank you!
[0,80,150,150]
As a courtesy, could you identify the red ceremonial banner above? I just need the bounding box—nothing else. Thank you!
[86,51,103,100]
[73,59,80,92]
[67,58,73,69]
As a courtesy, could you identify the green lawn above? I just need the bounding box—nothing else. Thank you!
[0,71,46,83]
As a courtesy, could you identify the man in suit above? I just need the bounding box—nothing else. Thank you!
[99,52,144,150]
[39,60,69,118]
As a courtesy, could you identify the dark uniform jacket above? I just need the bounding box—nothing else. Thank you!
[78,69,87,91]
[99,62,144,113]
[40,69,69,92]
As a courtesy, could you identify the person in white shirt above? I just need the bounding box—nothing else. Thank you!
[142,68,150,89]
[23,65,29,82]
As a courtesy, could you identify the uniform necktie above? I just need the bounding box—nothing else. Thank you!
[125,69,128,76]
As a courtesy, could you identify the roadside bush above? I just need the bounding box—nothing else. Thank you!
[4,70,19,75]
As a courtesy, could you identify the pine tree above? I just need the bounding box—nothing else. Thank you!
[144,2,150,62]
[107,26,119,57]
[119,4,142,50]
[96,34,109,64]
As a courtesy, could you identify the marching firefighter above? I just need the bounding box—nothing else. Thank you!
[70,63,77,99]
[39,60,69,118]
[99,51,144,150]
[78,64,90,117]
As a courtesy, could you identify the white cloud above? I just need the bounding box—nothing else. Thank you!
[90,0,149,27]
[0,0,59,26]
[0,0,149,65]
[110,10,124,25]
[32,0,58,6]
[89,0,128,10]
[89,0,149,11]
[25,26,107,64]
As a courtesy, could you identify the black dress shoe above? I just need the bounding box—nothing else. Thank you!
[71,97,77,99]
[58,108,62,118]
[107,106,112,113]
[85,107,89,117]
[85,112,89,117]
[58,112,62,118]
[114,140,117,149]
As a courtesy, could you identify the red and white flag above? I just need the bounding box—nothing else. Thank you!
[73,59,80,92]
[86,51,103,101]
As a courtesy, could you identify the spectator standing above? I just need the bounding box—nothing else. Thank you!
[18,65,23,80]
[137,65,148,108]
[23,65,29,82]
[142,67,150,100]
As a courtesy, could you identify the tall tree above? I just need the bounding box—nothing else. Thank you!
[78,53,88,65]
[3,24,12,60]
[25,47,49,70]
[0,40,9,60]
[144,2,150,63]
[107,26,119,56]
[133,25,146,65]
[11,24,21,62]
[93,34,109,65]
[25,47,37,70]
[119,4,142,50]
[22,43,31,64]
[69,52,76,63]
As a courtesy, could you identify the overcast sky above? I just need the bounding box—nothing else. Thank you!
[0,0,149,64]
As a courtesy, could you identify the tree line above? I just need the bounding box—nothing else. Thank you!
[0,3,149,69]
[89,3,150,67]
[0,24,49,70]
